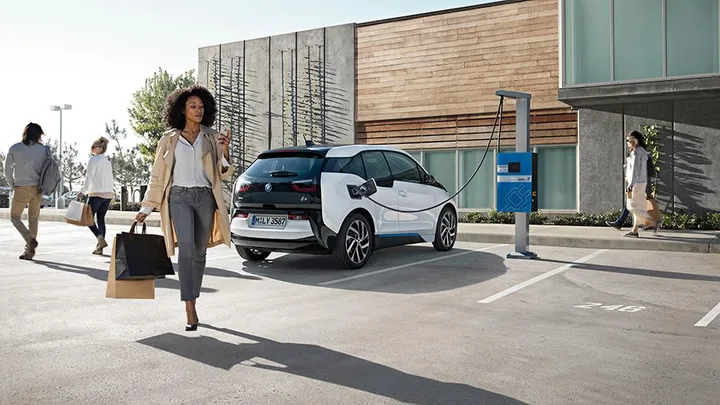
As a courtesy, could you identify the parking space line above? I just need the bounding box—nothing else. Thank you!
[478,249,607,304]
[695,302,720,327]
[319,244,507,286]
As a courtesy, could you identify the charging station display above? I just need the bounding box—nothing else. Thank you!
[496,152,538,213]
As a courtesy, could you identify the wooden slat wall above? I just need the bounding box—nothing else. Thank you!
[356,0,563,122]
[356,108,577,150]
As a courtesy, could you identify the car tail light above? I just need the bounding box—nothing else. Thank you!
[291,184,317,192]
[234,211,248,219]
[288,213,309,220]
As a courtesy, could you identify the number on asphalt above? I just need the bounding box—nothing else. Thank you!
[574,303,645,313]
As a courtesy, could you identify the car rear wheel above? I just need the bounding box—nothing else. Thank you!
[432,207,457,251]
[235,246,271,261]
[333,213,373,269]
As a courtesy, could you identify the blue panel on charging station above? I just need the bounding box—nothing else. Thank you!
[496,152,538,213]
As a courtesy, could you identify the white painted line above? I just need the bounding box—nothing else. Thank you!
[320,244,507,286]
[478,249,607,304]
[695,302,720,327]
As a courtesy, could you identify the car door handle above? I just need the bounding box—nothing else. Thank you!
[398,190,408,197]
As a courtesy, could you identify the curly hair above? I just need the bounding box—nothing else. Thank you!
[162,85,217,130]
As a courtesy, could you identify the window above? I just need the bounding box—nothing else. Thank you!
[563,0,720,85]
[667,0,720,77]
[424,150,457,195]
[613,0,663,81]
[384,152,422,183]
[564,0,612,85]
[537,146,577,210]
[361,151,393,187]
[459,149,494,209]
[407,151,422,165]
[324,155,366,179]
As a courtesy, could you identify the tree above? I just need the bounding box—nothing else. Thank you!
[61,143,86,192]
[106,120,149,201]
[128,68,196,162]
[0,152,7,187]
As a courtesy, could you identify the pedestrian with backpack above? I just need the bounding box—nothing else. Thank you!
[4,123,59,260]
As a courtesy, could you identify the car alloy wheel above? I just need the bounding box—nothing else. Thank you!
[345,219,370,265]
[440,210,457,248]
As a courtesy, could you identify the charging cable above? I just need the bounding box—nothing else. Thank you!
[365,96,504,214]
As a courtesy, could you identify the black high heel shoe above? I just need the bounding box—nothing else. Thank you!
[185,323,198,332]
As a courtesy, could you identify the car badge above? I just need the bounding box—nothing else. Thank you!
[265,183,272,192]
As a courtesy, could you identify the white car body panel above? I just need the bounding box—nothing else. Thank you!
[320,172,399,235]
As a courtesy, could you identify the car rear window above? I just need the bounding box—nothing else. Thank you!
[244,152,325,179]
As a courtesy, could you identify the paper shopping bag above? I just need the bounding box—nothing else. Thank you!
[64,201,94,226]
[106,235,155,299]
[114,222,174,280]
[646,197,663,222]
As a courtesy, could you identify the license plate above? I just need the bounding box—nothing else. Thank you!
[250,215,288,228]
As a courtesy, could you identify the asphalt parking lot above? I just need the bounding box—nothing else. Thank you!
[1,222,718,405]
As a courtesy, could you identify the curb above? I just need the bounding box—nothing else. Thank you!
[0,211,161,228]
[457,232,717,254]
[1,210,716,254]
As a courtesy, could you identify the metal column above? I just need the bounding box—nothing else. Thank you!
[495,90,537,260]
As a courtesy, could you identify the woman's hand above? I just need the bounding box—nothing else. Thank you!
[217,129,231,157]
[135,212,148,223]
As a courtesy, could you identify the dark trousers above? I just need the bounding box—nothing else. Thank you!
[88,197,111,238]
[613,207,630,226]
[169,186,216,302]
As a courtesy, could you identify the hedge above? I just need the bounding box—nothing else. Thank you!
[109,202,143,211]
[461,209,720,231]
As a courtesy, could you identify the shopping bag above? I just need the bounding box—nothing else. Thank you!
[64,200,94,226]
[106,235,155,299]
[646,197,663,222]
[114,222,175,280]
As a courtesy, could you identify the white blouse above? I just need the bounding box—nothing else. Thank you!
[173,134,212,188]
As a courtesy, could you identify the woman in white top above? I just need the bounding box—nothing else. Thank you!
[78,137,115,254]
[624,130,657,237]
[134,86,233,331]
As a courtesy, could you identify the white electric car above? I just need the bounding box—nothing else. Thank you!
[230,145,458,269]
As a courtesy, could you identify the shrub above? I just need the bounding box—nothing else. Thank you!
[460,209,720,230]
[109,202,143,211]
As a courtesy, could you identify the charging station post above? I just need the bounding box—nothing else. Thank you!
[495,90,538,260]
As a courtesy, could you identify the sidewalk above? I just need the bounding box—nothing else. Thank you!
[1,208,718,254]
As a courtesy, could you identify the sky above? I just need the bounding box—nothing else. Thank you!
[1,0,493,157]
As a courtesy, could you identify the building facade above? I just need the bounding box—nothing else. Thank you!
[198,0,719,214]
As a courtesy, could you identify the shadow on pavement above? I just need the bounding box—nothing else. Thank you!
[241,246,508,294]
[137,324,529,405]
[537,259,720,282]
[31,260,219,293]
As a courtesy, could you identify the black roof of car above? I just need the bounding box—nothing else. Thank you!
[259,144,338,157]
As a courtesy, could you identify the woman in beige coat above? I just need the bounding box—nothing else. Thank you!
[135,85,233,331]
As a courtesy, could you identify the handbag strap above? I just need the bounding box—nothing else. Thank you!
[129,221,147,235]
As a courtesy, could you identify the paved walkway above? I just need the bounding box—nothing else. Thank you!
[1,208,718,254]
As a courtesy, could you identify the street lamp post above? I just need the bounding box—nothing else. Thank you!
[50,104,72,209]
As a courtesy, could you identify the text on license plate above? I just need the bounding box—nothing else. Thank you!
[250,215,288,228]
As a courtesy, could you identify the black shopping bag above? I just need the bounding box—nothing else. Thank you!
[115,222,175,280]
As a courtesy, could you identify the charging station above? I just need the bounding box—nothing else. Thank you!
[495,90,538,260]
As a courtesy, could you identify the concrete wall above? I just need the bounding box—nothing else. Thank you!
[197,24,356,169]
[578,97,720,214]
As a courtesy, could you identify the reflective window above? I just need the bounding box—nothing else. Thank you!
[361,151,393,187]
[613,0,663,81]
[384,152,422,183]
[564,0,612,85]
[667,0,720,77]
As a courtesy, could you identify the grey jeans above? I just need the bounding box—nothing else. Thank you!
[169,186,217,301]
